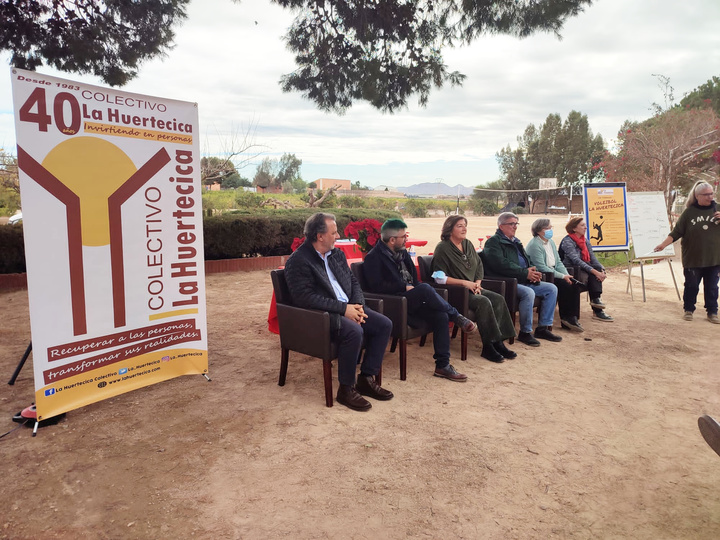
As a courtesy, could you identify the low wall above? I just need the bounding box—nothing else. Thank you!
[0,273,27,291]
[204,255,289,274]
[0,256,289,292]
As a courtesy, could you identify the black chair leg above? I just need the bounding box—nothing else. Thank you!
[419,334,427,347]
[509,312,517,344]
[390,337,398,353]
[461,331,468,361]
[279,348,289,386]
[399,339,407,381]
[322,359,333,407]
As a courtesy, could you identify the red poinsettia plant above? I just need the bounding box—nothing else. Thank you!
[291,237,304,252]
[344,219,382,253]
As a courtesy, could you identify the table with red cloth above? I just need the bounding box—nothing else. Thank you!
[334,239,363,258]
[405,238,427,249]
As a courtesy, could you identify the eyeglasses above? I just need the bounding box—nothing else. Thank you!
[502,222,519,227]
[392,234,409,239]
[460,253,471,269]
[697,192,714,197]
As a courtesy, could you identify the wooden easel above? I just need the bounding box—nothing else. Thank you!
[626,255,681,302]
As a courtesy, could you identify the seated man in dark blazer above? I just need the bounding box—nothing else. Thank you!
[284,212,394,412]
[363,218,476,382]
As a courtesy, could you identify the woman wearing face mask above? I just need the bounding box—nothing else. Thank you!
[526,218,586,332]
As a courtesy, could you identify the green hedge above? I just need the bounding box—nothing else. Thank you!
[0,224,25,274]
[0,209,403,273]
[203,208,400,259]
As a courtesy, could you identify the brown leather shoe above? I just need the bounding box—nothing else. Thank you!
[336,385,372,411]
[433,364,468,382]
[355,375,394,401]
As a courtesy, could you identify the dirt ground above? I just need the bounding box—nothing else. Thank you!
[2,215,720,539]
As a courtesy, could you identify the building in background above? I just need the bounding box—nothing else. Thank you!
[315,178,351,190]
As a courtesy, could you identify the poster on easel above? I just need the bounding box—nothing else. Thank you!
[626,191,675,259]
[11,68,208,422]
[583,183,629,251]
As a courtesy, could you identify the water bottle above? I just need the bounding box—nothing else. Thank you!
[408,245,417,265]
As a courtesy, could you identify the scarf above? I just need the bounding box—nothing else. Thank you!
[392,249,414,284]
[568,233,590,263]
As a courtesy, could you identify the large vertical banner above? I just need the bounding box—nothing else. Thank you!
[11,68,208,421]
[583,182,629,252]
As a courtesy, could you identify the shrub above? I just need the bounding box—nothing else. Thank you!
[235,191,265,209]
[404,199,429,218]
[0,224,25,273]
[203,208,401,259]
[337,195,367,208]
[469,199,500,216]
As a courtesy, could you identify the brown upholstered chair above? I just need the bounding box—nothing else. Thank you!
[270,269,383,407]
[350,261,445,381]
[417,255,506,361]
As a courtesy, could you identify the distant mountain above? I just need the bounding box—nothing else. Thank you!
[395,182,475,197]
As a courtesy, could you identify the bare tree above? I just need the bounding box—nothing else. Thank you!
[602,107,720,215]
[0,148,19,194]
[201,118,266,186]
[308,185,341,207]
[0,148,21,215]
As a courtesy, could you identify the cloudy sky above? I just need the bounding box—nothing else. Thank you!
[1,0,719,189]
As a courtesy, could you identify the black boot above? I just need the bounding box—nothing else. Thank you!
[534,326,562,342]
[481,341,504,363]
[494,341,517,359]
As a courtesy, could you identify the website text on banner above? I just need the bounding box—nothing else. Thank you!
[10,68,209,421]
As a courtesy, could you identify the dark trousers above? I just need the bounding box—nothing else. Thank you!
[683,266,720,315]
[554,278,581,320]
[585,273,605,313]
[401,283,460,368]
[336,307,392,387]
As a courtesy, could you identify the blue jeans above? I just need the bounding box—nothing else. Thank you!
[683,266,720,315]
[517,281,558,333]
[401,283,460,369]
[336,306,392,386]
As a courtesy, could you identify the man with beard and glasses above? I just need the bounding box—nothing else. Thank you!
[363,219,476,382]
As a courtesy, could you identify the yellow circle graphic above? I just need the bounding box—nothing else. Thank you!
[42,137,137,246]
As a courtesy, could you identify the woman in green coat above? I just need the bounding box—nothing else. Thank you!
[432,215,517,362]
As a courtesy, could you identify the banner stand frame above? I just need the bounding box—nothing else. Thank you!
[626,256,681,302]
[8,341,32,386]
[8,339,210,437]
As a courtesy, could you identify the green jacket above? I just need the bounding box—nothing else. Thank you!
[482,230,532,283]
[526,236,569,279]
